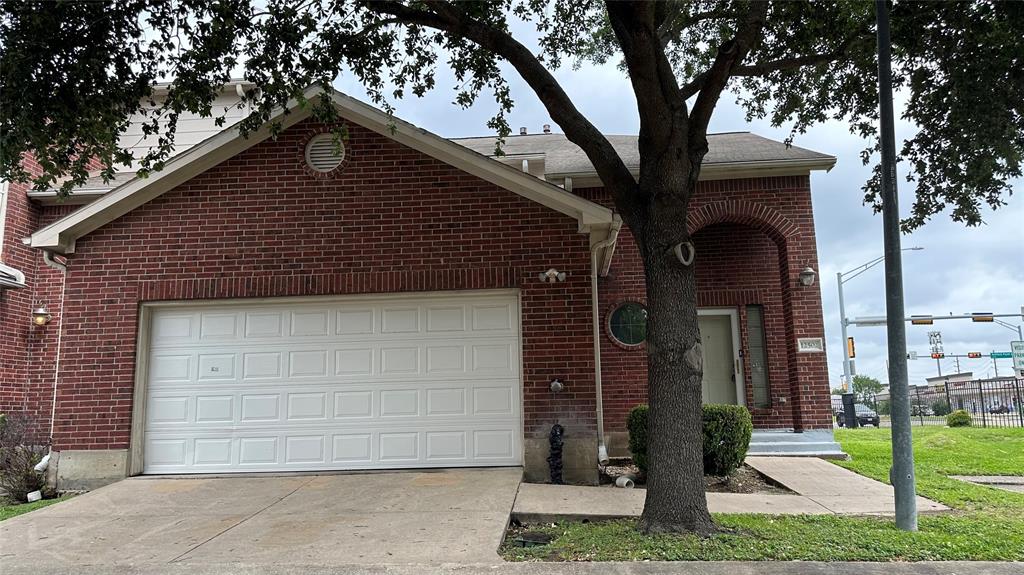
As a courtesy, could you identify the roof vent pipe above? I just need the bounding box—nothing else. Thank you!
[543,124,551,134]
[519,127,527,135]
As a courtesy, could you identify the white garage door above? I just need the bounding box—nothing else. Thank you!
[142,292,522,474]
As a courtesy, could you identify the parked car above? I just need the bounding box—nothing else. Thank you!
[836,404,881,427]
[989,405,1011,414]
[911,404,933,417]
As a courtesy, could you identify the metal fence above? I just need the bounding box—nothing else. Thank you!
[831,378,1024,428]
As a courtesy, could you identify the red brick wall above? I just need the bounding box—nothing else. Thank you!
[10,122,832,457]
[35,118,598,451]
[578,175,832,433]
[0,153,61,428]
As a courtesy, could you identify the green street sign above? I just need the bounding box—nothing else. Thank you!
[990,351,1013,359]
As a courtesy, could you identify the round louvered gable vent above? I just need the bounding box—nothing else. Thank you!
[305,134,345,172]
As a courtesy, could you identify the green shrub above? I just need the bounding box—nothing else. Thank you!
[626,405,649,473]
[626,404,753,477]
[931,400,952,417]
[946,409,972,427]
[0,413,50,503]
[702,405,754,475]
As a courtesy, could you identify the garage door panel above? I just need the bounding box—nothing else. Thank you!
[152,303,517,347]
[199,313,239,340]
[426,306,465,332]
[147,382,518,426]
[333,390,373,418]
[144,425,520,473]
[152,341,517,385]
[144,292,522,473]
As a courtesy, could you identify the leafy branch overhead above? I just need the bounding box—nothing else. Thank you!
[2,1,1020,229]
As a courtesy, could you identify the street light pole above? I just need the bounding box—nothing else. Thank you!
[836,248,923,393]
[877,0,917,532]
[838,271,853,391]
[992,318,1023,341]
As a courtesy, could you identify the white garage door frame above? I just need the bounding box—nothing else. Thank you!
[128,289,524,476]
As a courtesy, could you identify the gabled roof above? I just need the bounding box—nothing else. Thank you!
[30,87,615,254]
[453,132,836,184]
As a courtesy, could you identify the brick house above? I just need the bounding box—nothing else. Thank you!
[0,85,841,488]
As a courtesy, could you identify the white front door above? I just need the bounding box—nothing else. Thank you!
[142,291,522,474]
[698,310,743,405]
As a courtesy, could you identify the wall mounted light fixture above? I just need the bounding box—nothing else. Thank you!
[32,304,52,326]
[798,267,817,287]
[538,268,567,283]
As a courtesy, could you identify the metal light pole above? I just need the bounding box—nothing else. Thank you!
[876,0,917,531]
[992,318,1024,341]
[837,248,923,393]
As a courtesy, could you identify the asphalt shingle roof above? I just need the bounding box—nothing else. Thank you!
[451,132,833,176]
[58,131,831,195]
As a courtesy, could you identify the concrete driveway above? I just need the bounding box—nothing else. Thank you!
[0,467,521,569]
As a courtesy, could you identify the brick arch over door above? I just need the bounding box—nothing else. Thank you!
[687,200,799,245]
[688,199,824,431]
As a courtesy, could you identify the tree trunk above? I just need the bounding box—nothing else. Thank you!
[633,184,714,536]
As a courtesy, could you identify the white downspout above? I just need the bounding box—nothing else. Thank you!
[42,251,68,444]
[590,216,622,466]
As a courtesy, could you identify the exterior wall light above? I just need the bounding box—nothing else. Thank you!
[549,378,565,393]
[32,305,52,326]
[538,268,567,283]
[798,267,817,286]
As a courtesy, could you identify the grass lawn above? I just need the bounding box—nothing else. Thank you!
[502,426,1024,562]
[0,496,69,522]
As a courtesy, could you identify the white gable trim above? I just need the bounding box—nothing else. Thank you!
[30,86,614,254]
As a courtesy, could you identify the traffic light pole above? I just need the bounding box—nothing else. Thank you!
[837,272,853,390]
[876,0,917,532]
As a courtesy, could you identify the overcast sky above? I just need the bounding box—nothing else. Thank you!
[332,30,1024,389]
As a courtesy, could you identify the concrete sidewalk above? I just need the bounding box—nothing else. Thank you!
[7,561,1022,575]
[513,457,947,522]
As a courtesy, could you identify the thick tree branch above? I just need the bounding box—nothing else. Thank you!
[605,1,686,191]
[687,1,769,144]
[679,29,870,99]
[361,0,638,199]
[657,7,731,48]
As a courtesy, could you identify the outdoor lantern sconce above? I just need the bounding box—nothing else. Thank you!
[32,305,52,326]
[538,268,567,283]
[549,379,565,393]
[798,267,817,287]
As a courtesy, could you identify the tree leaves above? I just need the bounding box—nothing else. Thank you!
[1,0,1019,226]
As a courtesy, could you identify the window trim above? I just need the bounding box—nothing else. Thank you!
[605,300,648,350]
[745,304,772,409]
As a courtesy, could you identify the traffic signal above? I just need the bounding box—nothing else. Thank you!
[967,352,982,358]
[911,315,934,325]
[846,337,856,359]
[971,313,994,323]
[931,353,945,359]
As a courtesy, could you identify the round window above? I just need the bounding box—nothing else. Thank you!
[608,302,647,347]
[304,133,345,172]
